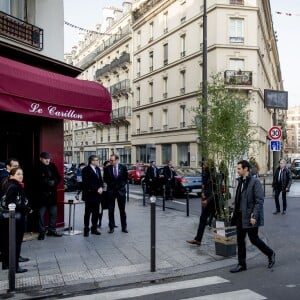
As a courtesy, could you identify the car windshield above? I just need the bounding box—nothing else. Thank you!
[176,168,201,176]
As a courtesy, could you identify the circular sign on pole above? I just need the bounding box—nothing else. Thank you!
[269,126,282,140]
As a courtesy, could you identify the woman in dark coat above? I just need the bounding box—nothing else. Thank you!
[1,167,32,273]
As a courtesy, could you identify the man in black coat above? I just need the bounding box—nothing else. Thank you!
[162,160,176,200]
[82,155,103,236]
[145,161,158,196]
[104,154,128,233]
[272,159,292,215]
[36,152,62,240]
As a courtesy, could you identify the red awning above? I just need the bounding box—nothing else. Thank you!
[0,56,111,123]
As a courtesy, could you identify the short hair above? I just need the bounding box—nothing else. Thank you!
[111,154,119,160]
[88,155,98,165]
[279,159,286,164]
[5,158,19,168]
[237,160,251,172]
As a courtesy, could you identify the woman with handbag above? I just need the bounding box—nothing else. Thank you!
[0,167,32,273]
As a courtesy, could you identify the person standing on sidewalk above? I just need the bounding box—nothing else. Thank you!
[104,154,128,234]
[186,159,218,246]
[36,152,62,240]
[75,163,86,200]
[145,160,159,196]
[82,155,103,237]
[230,160,275,273]
[272,159,292,215]
[162,160,176,200]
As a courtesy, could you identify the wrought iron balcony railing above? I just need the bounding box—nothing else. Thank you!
[109,79,131,96]
[0,11,43,50]
[111,106,132,120]
[224,70,253,86]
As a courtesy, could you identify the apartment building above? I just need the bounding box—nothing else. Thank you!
[286,106,300,155]
[130,0,283,171]
[64,2,132,165]
[65,0,284,172]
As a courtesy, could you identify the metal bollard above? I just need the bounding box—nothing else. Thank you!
[150,195,156,272]
[126,180,129,202]
[162,185,166,211]
[186,189,190,217]
[8,203,16,293]
[263,177,266,197]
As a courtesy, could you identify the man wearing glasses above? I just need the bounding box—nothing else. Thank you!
[82,155,103,236]
[104,154,128,233]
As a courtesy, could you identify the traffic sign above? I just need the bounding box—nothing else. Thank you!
[268,126,282,140]
[270,140,281,151]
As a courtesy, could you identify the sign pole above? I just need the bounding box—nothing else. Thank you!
[272,109,280,174]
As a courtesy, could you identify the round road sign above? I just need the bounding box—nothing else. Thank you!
[269,126,282,140]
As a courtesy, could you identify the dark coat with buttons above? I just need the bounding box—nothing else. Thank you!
[231,176,264,229]
[272,167,292,191]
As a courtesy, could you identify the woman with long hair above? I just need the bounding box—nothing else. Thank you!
[1,167,32,273]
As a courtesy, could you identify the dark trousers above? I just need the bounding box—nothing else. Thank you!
[236,216,273,266]
[147,179,158,196]
[38,205,57,233]
[84,201,100,231]
[274,188,287,212]
[107,189,127,230]
[0,218,25,268]
[165,179,174,199]
[195,199,215,242]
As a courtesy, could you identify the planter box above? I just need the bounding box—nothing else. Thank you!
[214,221,237,257]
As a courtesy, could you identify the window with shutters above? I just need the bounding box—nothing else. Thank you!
[229,18,244,43]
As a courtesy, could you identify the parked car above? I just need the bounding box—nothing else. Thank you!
[127,163,148,184]
[141,166,202,197]
[291,159,300,179]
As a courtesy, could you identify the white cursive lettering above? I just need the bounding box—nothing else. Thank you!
[29,103,43,114]
[48,106,83,119]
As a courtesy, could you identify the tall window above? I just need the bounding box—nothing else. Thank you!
[180,105,186,128]
[149,22,153,41]
[125,124,129,141]
[116,126,119,141]
[180,70,186,94]
[148,112,153,131]
[162,109,168,130]
[180,35,186,57]
[178,143,189,166]
[137,58,141,77]
[229,18,244,43]
[229,58,244,71]
[163,12,168,33]
[136,86,141,106]
[163,43,168,65]
[162,144,171,164]
[149,51,153,71]
[137,30,141,48]
[149,82,153,102]
[136,115,140,134]
[163,77,168,98]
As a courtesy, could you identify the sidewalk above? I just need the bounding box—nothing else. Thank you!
[0,194,259,299]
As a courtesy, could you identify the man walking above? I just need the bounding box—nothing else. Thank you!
[145,160,158,196]
[104,154,128,233]
[162,160,176,200]
[82,155,103,237]
[230,160,275,273]
[36,152,62,240]
[272,159,292,215]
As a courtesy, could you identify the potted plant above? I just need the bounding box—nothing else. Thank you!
[194,74,251,257]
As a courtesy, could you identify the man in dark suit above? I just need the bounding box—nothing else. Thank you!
[162,160,176,200]
[145,161,158,196]
[82,155,103,237]
[104,154,128,233]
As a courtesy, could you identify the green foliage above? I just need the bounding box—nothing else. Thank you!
[194,74,251,221]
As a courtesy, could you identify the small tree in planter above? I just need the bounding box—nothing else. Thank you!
[194,74,251,256]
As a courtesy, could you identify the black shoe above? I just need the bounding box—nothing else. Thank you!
[281,211,286,215]
[38,233,45,240]
[122,229,128,233]
[268,252,276,268]
[230,264,247,273]
[16,267,28,273]
[273,211,280,215]
[91,230,101,235]
[47,231,62,237]
[19,256,29,263]
[114,225,118,228]
[108,228,114,234]
[83,229,89,237]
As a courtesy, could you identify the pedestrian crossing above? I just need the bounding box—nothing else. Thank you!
[64,276,267,300]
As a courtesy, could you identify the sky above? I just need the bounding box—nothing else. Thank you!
[64,0,300,107]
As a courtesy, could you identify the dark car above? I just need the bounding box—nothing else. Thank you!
[127,164,148,184]
[291,159,300,179]
[142,166,202,197]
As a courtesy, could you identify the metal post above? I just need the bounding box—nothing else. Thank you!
[162,185,166,211]
[8,203,16,292]
[150,196,156,272]
[126,180,129,202]
[186,189,190,217]
[272,109,280,174]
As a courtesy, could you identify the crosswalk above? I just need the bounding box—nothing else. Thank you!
[64,276,267,300]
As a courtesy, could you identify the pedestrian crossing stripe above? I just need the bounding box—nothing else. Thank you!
[66,276,266,300]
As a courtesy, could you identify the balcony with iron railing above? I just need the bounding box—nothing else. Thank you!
[111,106,132,120]
[133,0,162,21]
[95,64,111,79]
[229,36,244,43]
[109,79,131,96]
[0,11,43,50]
[224,70,253,86]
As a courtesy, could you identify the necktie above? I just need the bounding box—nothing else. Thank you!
[113,166,118,178]
[279,170,282,182]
